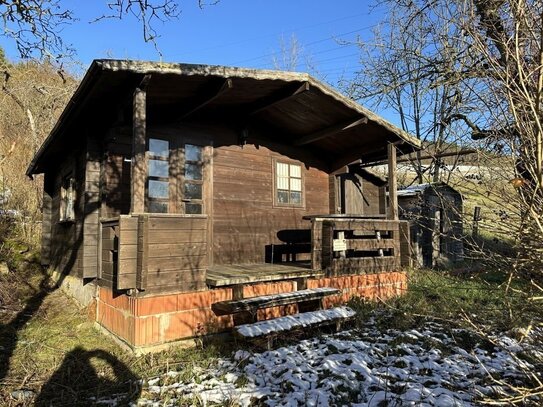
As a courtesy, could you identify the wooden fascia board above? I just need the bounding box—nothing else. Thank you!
[293,117,368,146]
[26,61,103,176]
[179,78,233,120]
[249,81,310,116]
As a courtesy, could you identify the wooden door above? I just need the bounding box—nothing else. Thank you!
[338,173,366,215]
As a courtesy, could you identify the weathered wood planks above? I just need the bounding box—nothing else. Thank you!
[206,263,320,287]
[110,214,208,294]
[212,143,329,265]
[212,287,340,315]
[309,217,403,276]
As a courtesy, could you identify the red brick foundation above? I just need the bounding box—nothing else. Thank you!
[96,271,407,349]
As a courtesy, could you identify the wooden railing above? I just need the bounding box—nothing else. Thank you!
[100,214,208,294]
[310,217,407,276]
[100,218,119,288]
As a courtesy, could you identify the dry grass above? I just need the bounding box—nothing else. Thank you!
[0,230,227,406]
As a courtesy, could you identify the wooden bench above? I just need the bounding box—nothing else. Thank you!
[265,229,312,263]
[211,287,340,316]
[235,306,356,349]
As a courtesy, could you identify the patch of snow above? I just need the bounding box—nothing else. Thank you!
[236,306,356,338]
[94,311,541,407]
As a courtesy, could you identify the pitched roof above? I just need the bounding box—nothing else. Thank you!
[27,59,421,175]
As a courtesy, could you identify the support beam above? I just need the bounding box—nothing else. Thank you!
[293,117,368,146]
[359,148,477,167]
[131,87,147,214]
[387,143,398,220]
[105,74,152,127]
[179,78,233,120]
[329,144,386,172]
[249,81,310,116]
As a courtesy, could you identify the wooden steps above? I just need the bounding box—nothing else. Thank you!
[207,264,356,348]
[212,287,340,316]
[235,306,356,348]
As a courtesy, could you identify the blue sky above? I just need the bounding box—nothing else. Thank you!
[2,1,397,121]
[4,1,381,81]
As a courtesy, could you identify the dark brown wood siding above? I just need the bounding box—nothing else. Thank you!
[82,136,102,278]
[145,215,207,292]
[339,173,386,216]
[41,173,53,266]
[104,214,207,295]
[100,123,331,270]
[48,150,86,277]
[212,144,329,265]
[100,220,119,289]
[103,127,132,218]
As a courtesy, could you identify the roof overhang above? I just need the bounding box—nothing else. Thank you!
[27,59,421,176]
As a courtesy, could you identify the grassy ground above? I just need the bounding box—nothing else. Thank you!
[0,229,230,406]
[350,268,539,335]
[1,221,540,405]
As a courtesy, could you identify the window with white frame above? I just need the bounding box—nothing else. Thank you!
[60,175,75,221]
[275,161,303,206]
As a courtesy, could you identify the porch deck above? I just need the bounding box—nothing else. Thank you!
[206,262,321,287]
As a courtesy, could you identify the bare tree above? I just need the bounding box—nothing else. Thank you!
[272,34,303,72]
[347,4,486,184]
[352,0,543,278]
[0,55,77,243]
[352,0,543,401]
[455,0,543,286]
[0,0,220,60]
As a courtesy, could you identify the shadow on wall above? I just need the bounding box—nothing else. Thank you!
[35,347,140,406]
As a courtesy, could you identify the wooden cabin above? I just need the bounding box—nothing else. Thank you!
[27,60,421,351]
[398,182,464,268]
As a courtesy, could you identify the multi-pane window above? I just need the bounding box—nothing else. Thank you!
[276,162,303,205]
[146,139,205,214]
[60,174,75,221]
[147,138,170,213]
[184,144,203,214]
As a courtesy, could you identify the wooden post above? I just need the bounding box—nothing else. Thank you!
[387,143,399,220]
[310,218,323,271]
[131,87,147,214]
[136,214,149,291]
[432,210,441,267]
[472,206,481,238]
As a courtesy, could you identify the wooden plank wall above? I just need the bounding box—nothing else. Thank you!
[82,136,102,278]
[340,174,385,216]
[103,127,132,218]
[112,214,208,295]
[362,180,386,216]
[145,215,207,292]
[48,150,86,277]
[212,144,329,265]
[399,220,412,268]
[101,124,330,270]
[117,215,138,289]
[41,173,53,266]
